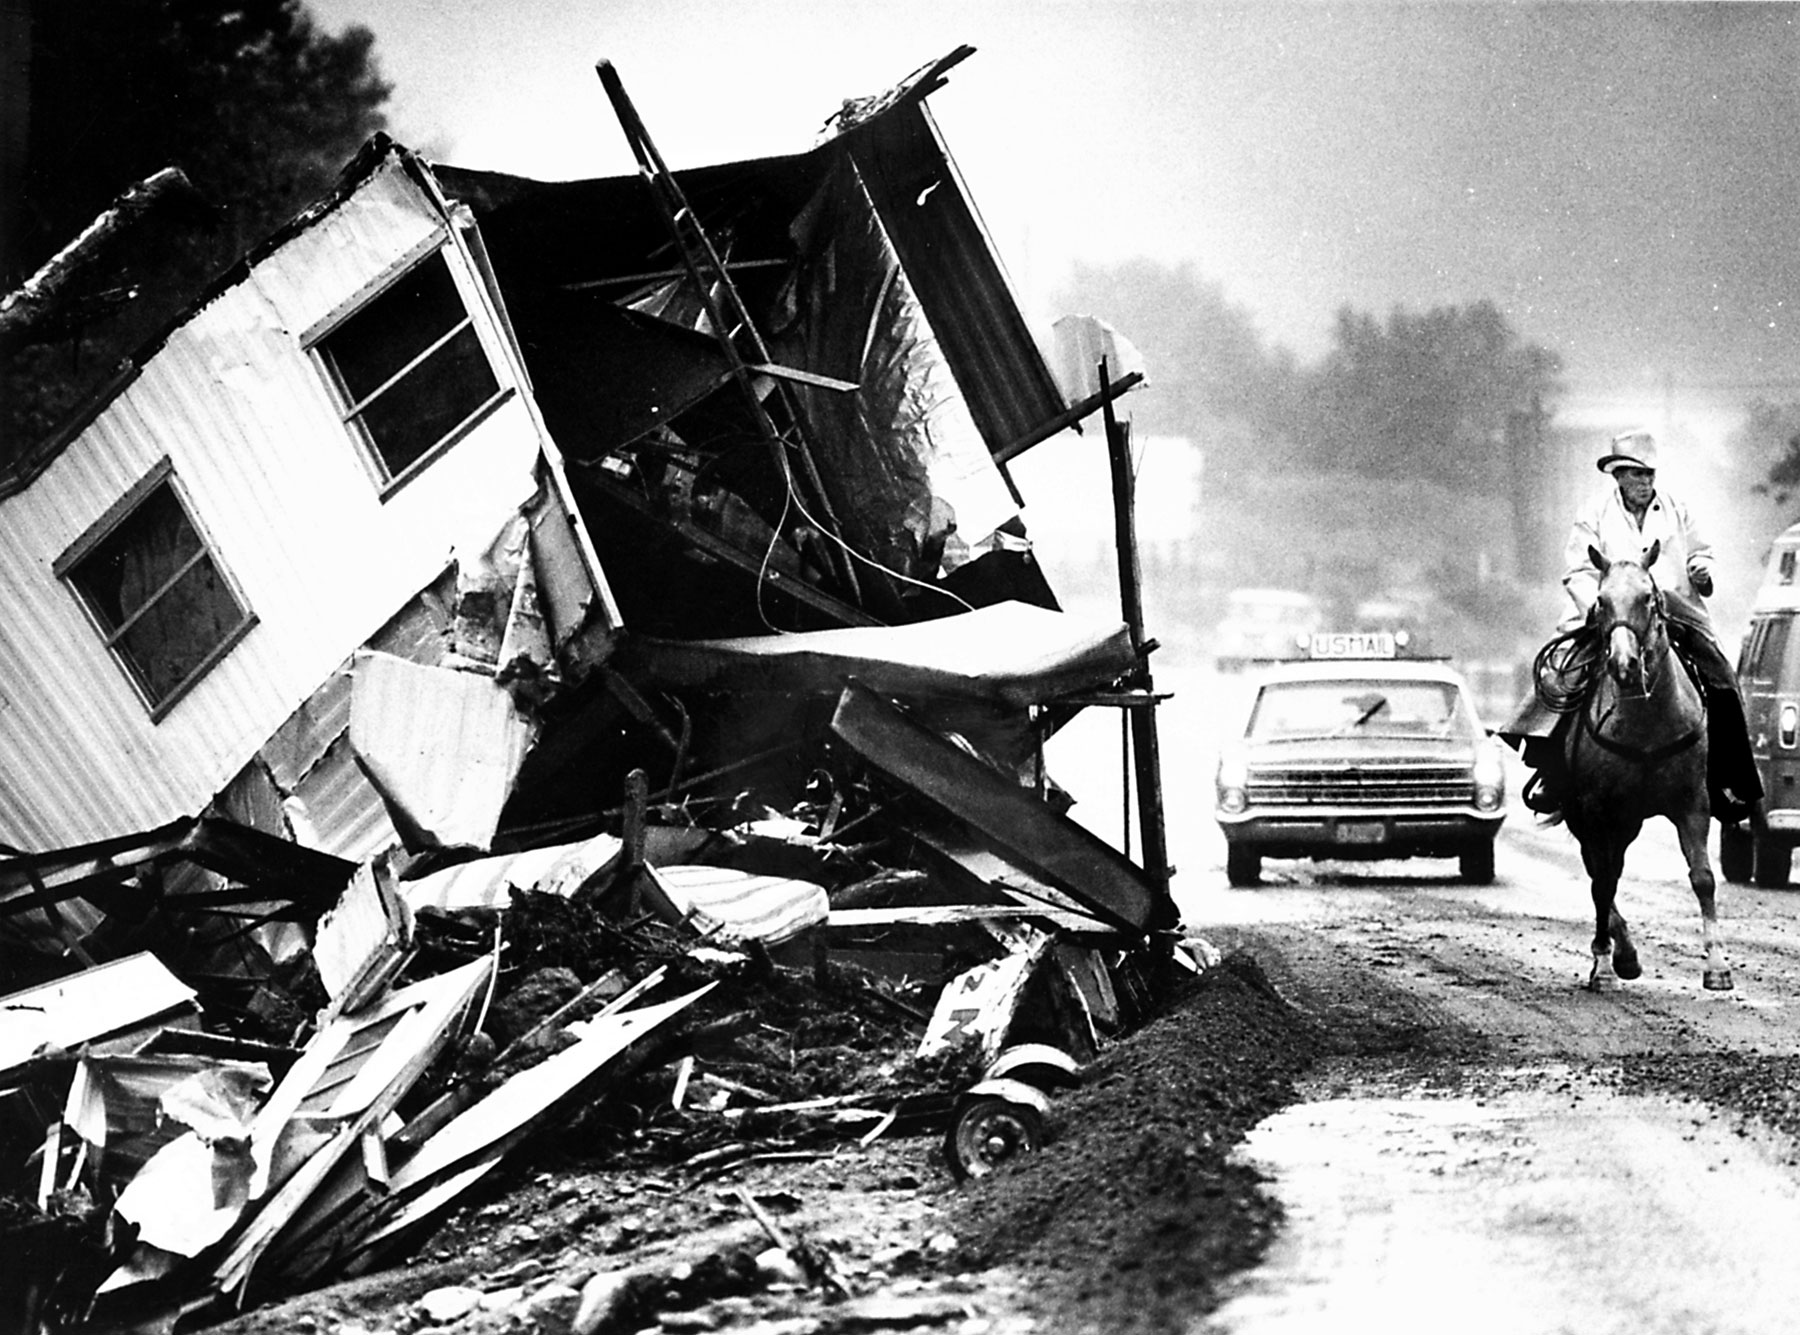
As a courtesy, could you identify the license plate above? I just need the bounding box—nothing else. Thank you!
[1335,820,1388,845]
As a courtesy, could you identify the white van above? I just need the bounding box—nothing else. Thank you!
[1725,521,1800,885]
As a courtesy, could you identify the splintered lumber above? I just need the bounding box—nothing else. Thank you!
[210,958,494,1302]
[828,681,1157,932]
[330,984,718,1271]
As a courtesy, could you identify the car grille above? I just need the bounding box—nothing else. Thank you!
[1246,761,1473,806]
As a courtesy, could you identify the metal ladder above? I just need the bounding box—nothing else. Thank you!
[595,60,863,605]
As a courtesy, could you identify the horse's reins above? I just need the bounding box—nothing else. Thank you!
[1580,572,1703,763]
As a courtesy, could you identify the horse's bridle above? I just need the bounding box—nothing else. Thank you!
[1597,573,1669,699]
[1585,570,1702,761]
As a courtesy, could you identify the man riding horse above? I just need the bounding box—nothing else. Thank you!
[1505,428,1764,826]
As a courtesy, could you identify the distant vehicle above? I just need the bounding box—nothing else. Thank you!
[1213,638,1508,886]
[1213,588,1324,672]
[1352,593,1436,657]
[1725,521,1800,887]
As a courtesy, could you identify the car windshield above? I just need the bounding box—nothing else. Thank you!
[1247,679,1471,741]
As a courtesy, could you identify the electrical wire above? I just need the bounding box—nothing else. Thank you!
[762,437,978,628]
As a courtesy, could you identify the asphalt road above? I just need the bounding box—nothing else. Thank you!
[1050,660,1800,1335]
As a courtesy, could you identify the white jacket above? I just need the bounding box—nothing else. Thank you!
[1560,480,1716,626]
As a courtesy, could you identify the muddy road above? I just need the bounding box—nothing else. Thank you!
[1040,659,1800,1333]
[1179,768,1800,1334]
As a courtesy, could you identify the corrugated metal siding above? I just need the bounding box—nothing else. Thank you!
[0,155,545,852]
[847,105,1067,456]
[285,735,401,864]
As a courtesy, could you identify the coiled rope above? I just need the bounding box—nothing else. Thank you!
[1533,626,1604,714]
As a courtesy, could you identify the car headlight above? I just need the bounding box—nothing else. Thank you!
[1216,751,1249,814]
[1472,742,1506,812]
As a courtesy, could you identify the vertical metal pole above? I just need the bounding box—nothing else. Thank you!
[1119,707,1133,859]
[1100,360,1175,936]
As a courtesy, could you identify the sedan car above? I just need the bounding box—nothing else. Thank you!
[1213,644,1507,886]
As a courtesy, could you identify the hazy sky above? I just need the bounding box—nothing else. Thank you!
[305,0,1799,435]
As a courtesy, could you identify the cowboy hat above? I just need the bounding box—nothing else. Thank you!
[1596,428,1659,474]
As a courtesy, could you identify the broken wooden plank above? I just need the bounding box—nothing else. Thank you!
[829,682,1158,933]
[359,1128,390,1196]
[328,983,719,1275]
[745,362,859,393]
[384,983,717,1194]
[312,857,413,1018]
[208,958,494,1300]
[826,904,1080,926]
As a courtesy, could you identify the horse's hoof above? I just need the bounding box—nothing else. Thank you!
[1613,951,1642,981]
[1704,969,1735,992]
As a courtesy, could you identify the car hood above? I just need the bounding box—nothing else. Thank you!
[1240,736,1478,765]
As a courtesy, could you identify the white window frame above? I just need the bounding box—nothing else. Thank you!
[54,458,258,720]
[304,235,511,497]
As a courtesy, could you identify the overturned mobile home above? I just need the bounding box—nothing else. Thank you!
[0,47,1185,1327]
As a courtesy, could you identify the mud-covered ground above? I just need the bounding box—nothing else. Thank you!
[191,950,1360,1335]
[109,847,1800,1335]
[173,815,1800,1335]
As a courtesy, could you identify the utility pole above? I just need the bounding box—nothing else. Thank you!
[1098,359,1176,941]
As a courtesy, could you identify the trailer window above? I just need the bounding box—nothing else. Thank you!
[311,247,505,491]
[57,461,256,717]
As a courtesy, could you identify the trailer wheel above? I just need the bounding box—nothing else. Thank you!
[944,1094,1044,1182]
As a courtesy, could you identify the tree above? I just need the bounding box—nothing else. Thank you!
[1740,400,1800,511]
[1296,300,1562,493]
[1053,259,1304,471]
[3,0,390,465]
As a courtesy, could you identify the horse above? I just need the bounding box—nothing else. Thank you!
[1561,541,1732,992]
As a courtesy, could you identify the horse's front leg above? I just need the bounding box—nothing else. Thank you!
[1674,807,1733,991]
[1581,836,1629,991]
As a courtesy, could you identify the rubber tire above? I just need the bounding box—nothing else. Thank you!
[1753,834,1791,889]
[1459,839,1496,885]
[944,1096,1044,1182]
[1226,845,1262,887]
[1719,823,1754,884]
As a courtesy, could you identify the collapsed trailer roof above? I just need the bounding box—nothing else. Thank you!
[432,46,1067,469]
[615,600,1140,709]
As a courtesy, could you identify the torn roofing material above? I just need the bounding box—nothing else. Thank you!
[399,831,624,913]
[617,601,1139,709]
[0,952,200,1074]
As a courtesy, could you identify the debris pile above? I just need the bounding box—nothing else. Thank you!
[0,46,1189,1333]
[1,750,1202,1328]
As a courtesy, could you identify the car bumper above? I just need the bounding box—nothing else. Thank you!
[1762,807,1800,835]
[1216,808,1504,859]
